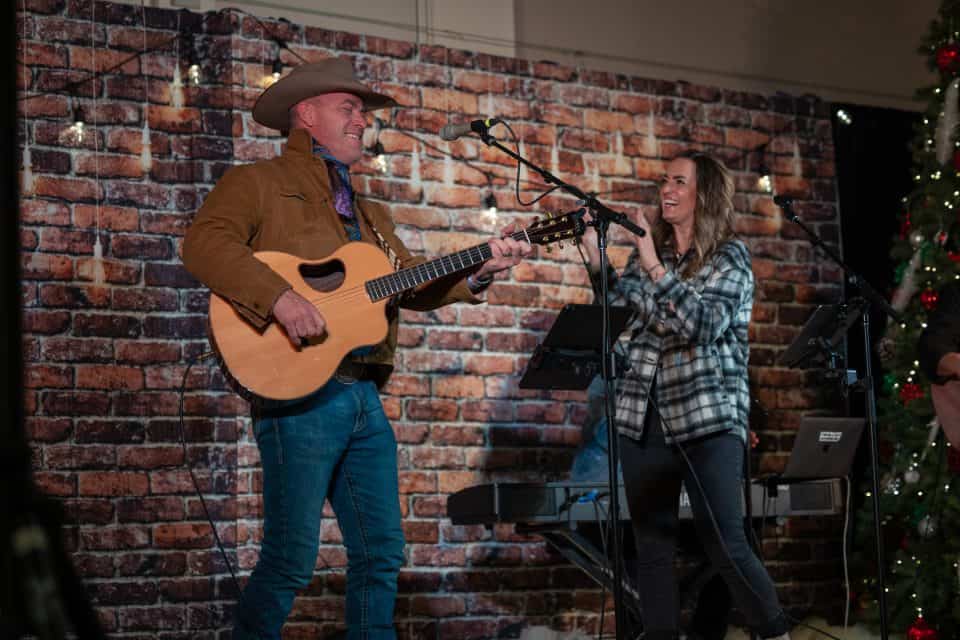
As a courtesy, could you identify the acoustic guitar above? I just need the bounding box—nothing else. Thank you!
[208,210,586,400]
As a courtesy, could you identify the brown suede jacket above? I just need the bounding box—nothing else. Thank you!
[183,128,480,384]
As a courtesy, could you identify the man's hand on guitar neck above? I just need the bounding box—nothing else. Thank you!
[272,289,327,345]
[471,223,535,283]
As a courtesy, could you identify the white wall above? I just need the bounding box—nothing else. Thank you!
[132,0,937,110]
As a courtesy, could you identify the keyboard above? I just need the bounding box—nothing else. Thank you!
[448,478,843,525]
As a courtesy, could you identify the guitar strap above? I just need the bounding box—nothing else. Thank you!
[353,198,410,306]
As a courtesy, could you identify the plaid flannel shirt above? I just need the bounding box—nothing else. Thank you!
[607,238,753,445]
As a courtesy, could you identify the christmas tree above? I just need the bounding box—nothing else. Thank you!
[852,1,960,636]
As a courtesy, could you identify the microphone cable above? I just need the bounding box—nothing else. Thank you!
[177,352,242,598]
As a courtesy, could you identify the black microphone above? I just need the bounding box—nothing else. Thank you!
[439,117,501,141]
[773,195,793,207]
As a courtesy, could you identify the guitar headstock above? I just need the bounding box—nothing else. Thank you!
[524,209,587,251]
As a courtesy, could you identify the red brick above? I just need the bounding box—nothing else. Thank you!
[24,363,72,388]
[34,471,76,497]
[421,87,478,115]
[20,198,71,225]
[80,526,151,551]
[406,398,458,422]
[403,351,461,373]
[45,444,116,469]
[559,129,609,153]
[463,354,515,375]
[426,329,482,351]
[78,471,149,496]
[69,45,139,74]
[104,181,171,209]
[25,417,73,442]
[21,252,73,280]
[106,128,171,156]
[147,105,203,133]
[34,176,103,202]
[75,153,143,178]
[432,375,485,398]
[39,283,111,308]
[42,390,111,416]
[72,203,140,231]
[76,364,145,390]
[153,523,215,550]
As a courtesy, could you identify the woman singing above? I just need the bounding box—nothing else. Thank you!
[581,151,791,640]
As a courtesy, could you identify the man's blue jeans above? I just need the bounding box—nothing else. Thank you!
[233,379,405,640]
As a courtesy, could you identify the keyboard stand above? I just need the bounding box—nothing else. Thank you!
[517,522,644,635]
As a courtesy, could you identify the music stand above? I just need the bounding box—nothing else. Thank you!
[778,298,866,371]
[519,304,632,390]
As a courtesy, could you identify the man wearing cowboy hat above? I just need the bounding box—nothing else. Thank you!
[183,58,532,639]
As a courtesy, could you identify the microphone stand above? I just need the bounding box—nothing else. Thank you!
[472,122,644,639]
[777,197,898,640]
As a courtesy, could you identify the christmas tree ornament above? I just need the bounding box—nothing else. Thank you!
[935,229,948,245]
[918,514,937,538]
[882,372,897,392]
[906,614,938,640]
[891,248,924,312]
[921,288,940,310]
[884,474,904,494]
[905,469,921,484]
[936,78,960,164]
[900,383,925,405]
[948,250,960,262]
[936,42,960,72]
[900,211,912,239]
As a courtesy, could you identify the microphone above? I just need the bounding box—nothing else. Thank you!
[773,195,793,207]
[439,117,501,141]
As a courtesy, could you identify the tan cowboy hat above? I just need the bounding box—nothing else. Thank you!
[252,57,396,131]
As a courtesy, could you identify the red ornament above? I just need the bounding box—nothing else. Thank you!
[899,383,924,405]
[937,43,960,72]
[907,615,939,640]
[955,148,960,172]
[948,251,960,263]
[921,289,939,310]
[900,212,912,239]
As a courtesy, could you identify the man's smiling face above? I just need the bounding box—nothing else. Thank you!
[295,92,367,165]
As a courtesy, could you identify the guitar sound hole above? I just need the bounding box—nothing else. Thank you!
[300,259,345,293]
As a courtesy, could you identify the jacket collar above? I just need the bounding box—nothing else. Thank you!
[284,128,316,158]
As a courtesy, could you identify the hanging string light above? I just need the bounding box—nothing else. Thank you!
[185,32,200,85]
[365,116,388,174]
[60,98,88,146]
[482,191,498,226]
[169,10,184,108]
[20,0,33,195]
[140,0,153,173]
[89,1,104,284]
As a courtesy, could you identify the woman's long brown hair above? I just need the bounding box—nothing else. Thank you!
[651,150,736,278]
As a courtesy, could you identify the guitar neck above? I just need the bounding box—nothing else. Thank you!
[365,229,530,301]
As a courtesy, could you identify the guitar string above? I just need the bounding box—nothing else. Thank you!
[296,225,566,306]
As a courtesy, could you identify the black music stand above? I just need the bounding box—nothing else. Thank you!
[519,304,632,390]
[778,298,866,387]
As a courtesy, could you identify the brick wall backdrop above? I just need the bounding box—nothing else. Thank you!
[17,1,845,637]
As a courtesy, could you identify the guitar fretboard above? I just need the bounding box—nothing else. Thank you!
[365,230,528,301]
